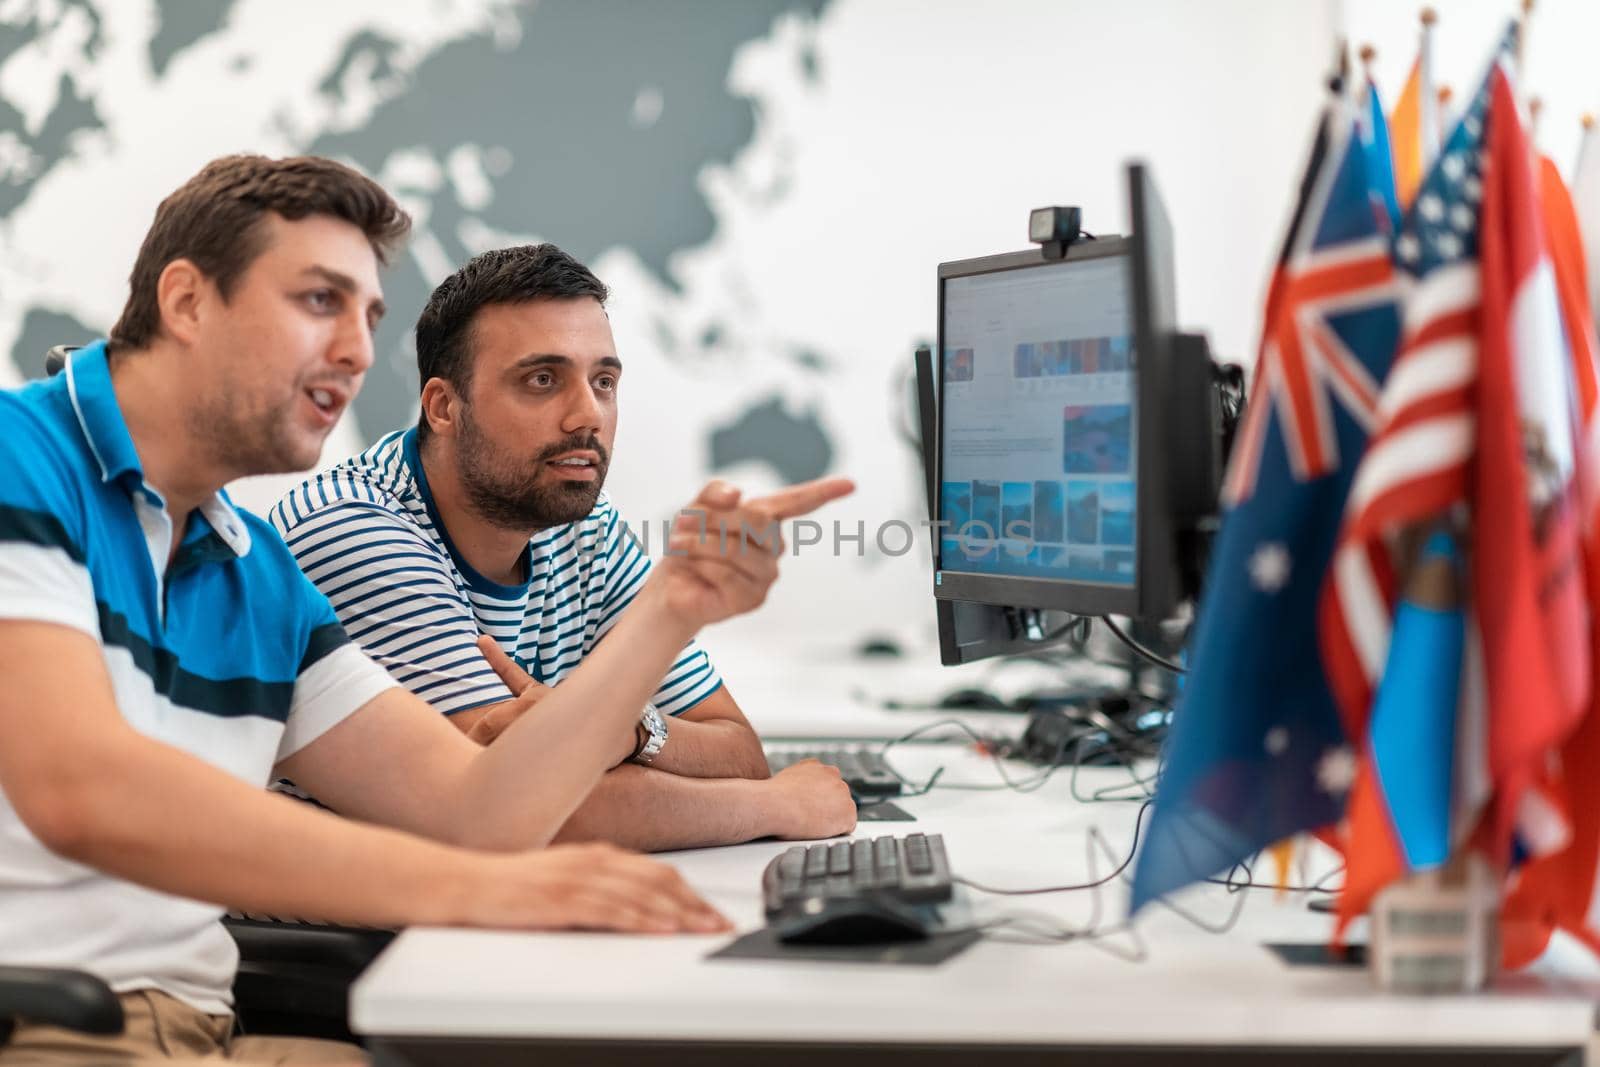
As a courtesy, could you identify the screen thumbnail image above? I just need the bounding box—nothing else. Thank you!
[971,480,1001,540]
[1013,343,1039,378]
[1104,549,1135,577]
[942,481,972,538]
[1042,341,1068,376]
[946,347,974,383]
[1032,481,1065,543]
[1001,482,1033,541]
[1063,403,1132,474]
[1030,544,1067,567]
[1067,481,1099,543]
[1080,337,1103,374]
[945,537,996,564]
[1108,335,1131,371]
[1099,480,1135,546]
[1068,549,1104,572]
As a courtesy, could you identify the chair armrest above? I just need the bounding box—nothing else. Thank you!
[223,916,395,971]
[0,966,123,1035]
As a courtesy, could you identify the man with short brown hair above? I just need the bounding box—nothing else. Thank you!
[0,154,850,1065]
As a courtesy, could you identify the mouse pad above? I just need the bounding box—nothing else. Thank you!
[1264,942,1366,967]
[854,800,914,822]
[708,925,981,966]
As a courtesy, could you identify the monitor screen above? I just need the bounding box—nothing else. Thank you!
[937,253,1137,589]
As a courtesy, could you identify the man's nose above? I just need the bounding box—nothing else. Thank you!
[561,381,604,434]
[332,312,375,375]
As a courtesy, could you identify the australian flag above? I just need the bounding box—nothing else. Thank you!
[1130,70,1403,911]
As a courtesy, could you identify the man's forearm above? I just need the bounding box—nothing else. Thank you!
[449,585,700,849]
[644,715,770,780]
[550,763,781,851]
[37,730,487,929]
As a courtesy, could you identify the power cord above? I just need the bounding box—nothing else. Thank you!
[1099,615,1187,674]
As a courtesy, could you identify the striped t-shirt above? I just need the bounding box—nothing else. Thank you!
[269,428,722,718]
[0,343,397,1014]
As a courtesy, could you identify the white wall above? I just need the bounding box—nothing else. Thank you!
[40,2,1580,679]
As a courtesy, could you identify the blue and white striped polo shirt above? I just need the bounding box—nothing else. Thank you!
[269,429,722,719]
[0,342,397,1014]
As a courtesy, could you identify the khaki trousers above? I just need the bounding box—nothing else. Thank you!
[0,990,365,1066]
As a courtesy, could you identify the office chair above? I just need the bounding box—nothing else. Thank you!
[0,967,123,1046]
[23,345,396,1044]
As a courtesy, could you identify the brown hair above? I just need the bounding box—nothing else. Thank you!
[108,154,411,353]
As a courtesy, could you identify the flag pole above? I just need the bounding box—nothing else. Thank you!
[1419,8,1440,170]
[1517,0,1535,79]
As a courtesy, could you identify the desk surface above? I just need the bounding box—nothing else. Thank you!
[352,745,1600,1052]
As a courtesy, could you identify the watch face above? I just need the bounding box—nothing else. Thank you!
[643,704,666,736]
[638,705,667,761]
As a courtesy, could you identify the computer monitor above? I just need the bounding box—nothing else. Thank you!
[923,162,1217,665]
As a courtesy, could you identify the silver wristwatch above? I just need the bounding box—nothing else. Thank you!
[634,703,668,765]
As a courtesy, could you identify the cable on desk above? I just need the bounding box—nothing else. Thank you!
[970,799,1154,959]
[871,713,1162,808]
[875,717,1077,795]
[953,799,1154,897]
[1099,615,1187,675]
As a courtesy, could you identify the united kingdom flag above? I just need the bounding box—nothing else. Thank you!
[1132,67,1402,911]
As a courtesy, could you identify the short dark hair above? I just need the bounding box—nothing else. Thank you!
[109,154,411,353]
[414,243,608,443]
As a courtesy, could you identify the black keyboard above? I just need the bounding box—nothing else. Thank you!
[762,832,953,916]
[765,745,902,797]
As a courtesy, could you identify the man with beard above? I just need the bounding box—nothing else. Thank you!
[0,157,864,1065]
[271,244,857,851]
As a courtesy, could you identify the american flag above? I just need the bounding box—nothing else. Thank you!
[1319,56,1493,750]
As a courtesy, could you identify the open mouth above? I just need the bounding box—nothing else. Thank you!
[546,451,602,479]
[306,386,347,420]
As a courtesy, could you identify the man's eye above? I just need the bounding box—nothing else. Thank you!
[304,290,337,312]
[596,375,618,391]
[529,372,556,388]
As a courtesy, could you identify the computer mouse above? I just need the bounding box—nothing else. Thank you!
[855,635,904,658]
[772,896,930,946]
[936,687,1011,711]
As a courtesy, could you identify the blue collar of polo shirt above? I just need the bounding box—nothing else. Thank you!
[65,341,252,559]
[401,427,533,597]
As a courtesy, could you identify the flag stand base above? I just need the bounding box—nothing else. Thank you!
[1369,853,1499,992]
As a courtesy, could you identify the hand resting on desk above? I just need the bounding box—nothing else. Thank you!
[467,641,858,842]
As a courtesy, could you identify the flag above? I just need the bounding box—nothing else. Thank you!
[1390,13,1440,210]
[1498,145,1600,968]
[1322,25,1591,931]
[1471,46,1588,872]
[1129,72,1401,912]
[1360,74,1402,234]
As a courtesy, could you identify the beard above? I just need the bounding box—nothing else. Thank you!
[456,408,610,531]
[188,381,323,477]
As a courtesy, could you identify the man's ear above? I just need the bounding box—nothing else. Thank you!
[419,378,462,439]
[154,259,209,347]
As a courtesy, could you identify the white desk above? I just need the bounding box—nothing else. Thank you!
[352,746,1600,1066]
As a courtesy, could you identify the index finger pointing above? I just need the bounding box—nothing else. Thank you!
[477,634,537,694]
[749,476,855,521]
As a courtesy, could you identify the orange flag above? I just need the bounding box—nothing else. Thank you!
[1390,10,1439,209]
